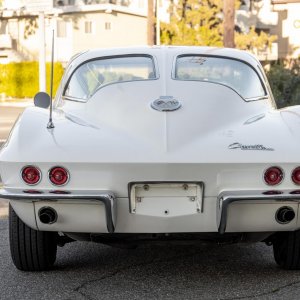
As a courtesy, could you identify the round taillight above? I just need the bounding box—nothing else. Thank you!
[49,167,69,186]
[292,167,300,185]
[21,166,41,185]
[264,167,283,186]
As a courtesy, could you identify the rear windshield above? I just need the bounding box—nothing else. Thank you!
[64,55,156,100]
[175,55,266,100]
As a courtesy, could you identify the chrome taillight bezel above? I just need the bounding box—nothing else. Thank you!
[263,166,284,186]
[48,166,70,186]
[21,165,42,186]
[291,167,300,185]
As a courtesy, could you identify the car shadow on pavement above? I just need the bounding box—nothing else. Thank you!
[54,240,300,300]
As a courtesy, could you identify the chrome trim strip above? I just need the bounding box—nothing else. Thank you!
[62,95,87,103]
[218,191,300,234]
[0,189,116,233]
[245,96,269,101]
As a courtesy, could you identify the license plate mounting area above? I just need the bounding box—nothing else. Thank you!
[129,182,204,217]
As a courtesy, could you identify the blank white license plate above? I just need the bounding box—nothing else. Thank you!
[129,182,203,217]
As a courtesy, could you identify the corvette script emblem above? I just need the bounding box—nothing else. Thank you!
[151,96,181,112]
[228,142,274,151]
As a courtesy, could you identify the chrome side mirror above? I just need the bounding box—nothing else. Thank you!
[34,92,51,109]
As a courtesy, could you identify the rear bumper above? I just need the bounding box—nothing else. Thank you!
[218,191,300,234]
[0,189,116,233]
[1,188,300,234]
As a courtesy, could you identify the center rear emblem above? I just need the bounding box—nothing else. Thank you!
[151,96,182,112]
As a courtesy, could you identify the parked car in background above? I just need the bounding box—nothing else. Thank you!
[1,46,300,271]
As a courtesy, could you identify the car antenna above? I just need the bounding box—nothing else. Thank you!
[47,29,55,129]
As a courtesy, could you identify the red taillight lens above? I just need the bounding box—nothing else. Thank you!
[292,167,300,185]
[264,167,283,186]
[49,167,69,186]
[21,166,41,185]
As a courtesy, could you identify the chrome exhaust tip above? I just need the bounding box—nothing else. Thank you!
[38,207,58,224]
[275,206,295,224]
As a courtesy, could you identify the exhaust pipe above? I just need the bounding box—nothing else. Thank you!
[276,206,295,224]
[38,207,57,224]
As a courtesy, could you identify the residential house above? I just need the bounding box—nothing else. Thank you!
[237,0,300,60]
[0,0,148,63]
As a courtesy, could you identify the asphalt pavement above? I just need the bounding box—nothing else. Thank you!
[2,104,300,299]
[1,215,300,300]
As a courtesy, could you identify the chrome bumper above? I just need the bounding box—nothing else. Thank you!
[3,189,300,234]
[0,189,116,233]
[218,191,300,234]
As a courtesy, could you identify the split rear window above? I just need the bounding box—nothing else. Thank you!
[64,55,156,100]
[63,54,266,101]
[175,55,266,100]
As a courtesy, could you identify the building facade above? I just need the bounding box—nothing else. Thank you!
[1,0,299,63]
[0,0,148,63]
[237,0,300,60]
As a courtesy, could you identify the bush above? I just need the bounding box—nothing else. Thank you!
[0,62,64,98]
[266,60,300,108]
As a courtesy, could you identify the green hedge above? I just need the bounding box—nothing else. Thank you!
[266,60,300,108]
[0,62,64,98]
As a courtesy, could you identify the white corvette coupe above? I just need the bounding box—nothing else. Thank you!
[1,46,300,271]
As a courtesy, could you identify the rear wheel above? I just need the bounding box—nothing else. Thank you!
[9,204,58,271]
[273,230,300,270]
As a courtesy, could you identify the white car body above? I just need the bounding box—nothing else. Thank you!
[1,46,300,258]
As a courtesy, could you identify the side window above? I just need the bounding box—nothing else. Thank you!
[64,55,156,100]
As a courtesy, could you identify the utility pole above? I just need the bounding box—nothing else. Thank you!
[223,0,235,48]
[38,12,46,92]
[156,0,160,45]
[147,0,154,45]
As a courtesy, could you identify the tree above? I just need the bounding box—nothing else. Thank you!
[161,0,224,46]
[267,60,300,108]
[235,26,277,51]
[161,0,276,51]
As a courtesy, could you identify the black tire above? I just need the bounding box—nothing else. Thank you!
[273,230,300,270]
[9,204,58,271]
